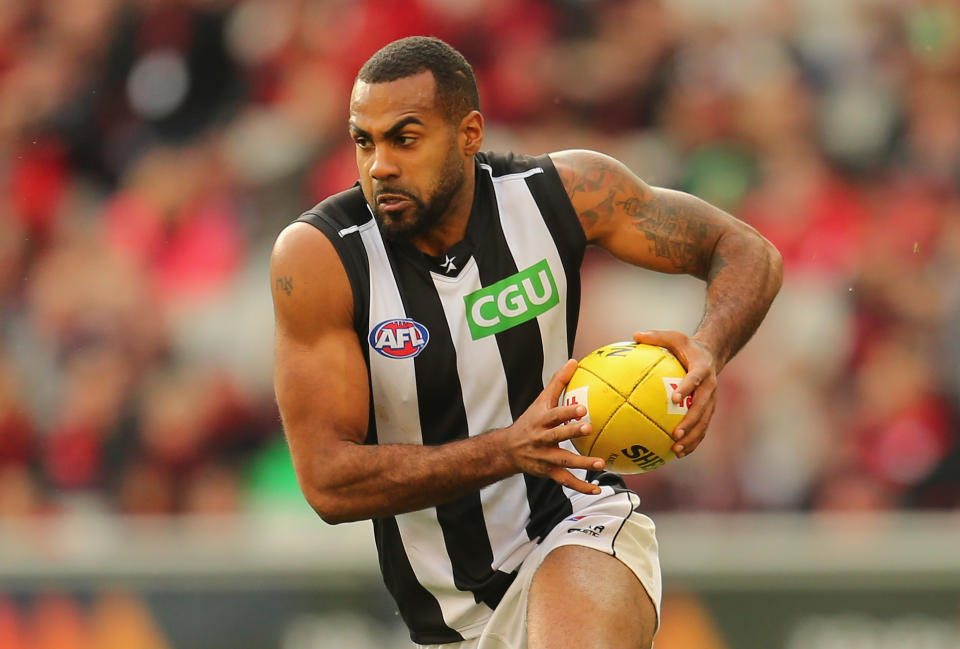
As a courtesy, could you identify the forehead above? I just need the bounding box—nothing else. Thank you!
[349,70,443,130]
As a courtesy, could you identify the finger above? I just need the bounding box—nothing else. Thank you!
[634,330,696,371]
[633,329,678,349]
[670,388,705,438]
[672,397,707,443]
[546,420,594,445]
[544,403,587,428]
[670,376,715,438]
[671,371,704,405]
[673,399,716,457]
[549,468,602,495]
[542,446,606,472]
[544,358,579,404]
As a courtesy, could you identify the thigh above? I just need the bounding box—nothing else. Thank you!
[527,544,657,649]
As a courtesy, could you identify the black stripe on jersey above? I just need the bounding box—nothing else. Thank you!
[473,170,541,421]
[374,516,462,644]
[526,154,587,357]
[391,248,508,609]
[476,168,574,540]
[391,257,467,448]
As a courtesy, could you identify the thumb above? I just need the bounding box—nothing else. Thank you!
[633,330,668,346]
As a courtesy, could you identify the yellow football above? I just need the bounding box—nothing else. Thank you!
[562,342,690,474]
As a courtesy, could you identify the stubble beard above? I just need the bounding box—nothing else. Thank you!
[374,150,465,241]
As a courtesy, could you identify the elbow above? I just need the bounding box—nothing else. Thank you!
[303,488,338,523]
[737,224,783,294]
[316,508,352,526]
[765,238,784,294]
[302,488,357,525]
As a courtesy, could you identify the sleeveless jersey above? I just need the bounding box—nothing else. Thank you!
[296,151,629,644]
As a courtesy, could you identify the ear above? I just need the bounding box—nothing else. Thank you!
[459,110,484,156]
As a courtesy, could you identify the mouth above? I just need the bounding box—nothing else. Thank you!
[376,192,414,214]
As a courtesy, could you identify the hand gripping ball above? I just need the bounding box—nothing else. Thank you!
[562,342,690,474]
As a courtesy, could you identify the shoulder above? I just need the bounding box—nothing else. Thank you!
[271,220,356,341]
[476,150,552,178]
[547,150,654,243]
[273,184,366,277]
[548,150,648,199]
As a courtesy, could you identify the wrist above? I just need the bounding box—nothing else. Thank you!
[479,426,519,476]
[691,332,726,373]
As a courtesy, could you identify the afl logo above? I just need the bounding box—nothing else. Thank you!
[369,319,430,359]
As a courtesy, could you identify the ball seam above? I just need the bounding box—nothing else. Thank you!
[578,357,678,455]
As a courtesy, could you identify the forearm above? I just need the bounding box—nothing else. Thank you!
[300,429,516,524]
[693,229,783,371]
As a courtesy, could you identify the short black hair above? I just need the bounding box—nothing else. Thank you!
[357,36,479,124]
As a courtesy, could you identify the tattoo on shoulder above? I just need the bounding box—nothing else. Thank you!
[560,158,625,202]
[560,157,633,233]
[625,195,718,274]
[581,190,617,230]
[276,276,293,296]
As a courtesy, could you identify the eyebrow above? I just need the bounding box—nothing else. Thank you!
[349,116,425,140]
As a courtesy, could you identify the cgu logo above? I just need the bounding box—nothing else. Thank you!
[369,319,430,359]
[463,259,559,340]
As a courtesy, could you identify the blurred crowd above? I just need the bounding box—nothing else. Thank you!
[0,0,958,519]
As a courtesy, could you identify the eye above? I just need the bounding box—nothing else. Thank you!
[396,135,417,147]
[353,136,371,150]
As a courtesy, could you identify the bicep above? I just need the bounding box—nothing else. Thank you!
[271,224,369,488]
[551,150,728,279]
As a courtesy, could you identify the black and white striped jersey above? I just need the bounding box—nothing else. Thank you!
[296,151,627,644]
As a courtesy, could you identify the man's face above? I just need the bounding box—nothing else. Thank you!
[349,71,466,240]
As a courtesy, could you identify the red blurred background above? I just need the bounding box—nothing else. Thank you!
[1,0,958,522]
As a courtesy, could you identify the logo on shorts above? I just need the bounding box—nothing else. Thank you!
[369,319,429,359]
[567,524,605,537]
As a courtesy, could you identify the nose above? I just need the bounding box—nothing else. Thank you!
[369,146,400,181]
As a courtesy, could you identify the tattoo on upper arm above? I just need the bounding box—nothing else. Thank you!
[276,276,293,296]
[559,154,720,275]
[621,194,717,275]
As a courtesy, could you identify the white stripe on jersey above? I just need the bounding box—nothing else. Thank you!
[358,220,493,631]
[484,166,568,385]
[483,166,588,490]
[478,163,544,182]
[431,259,537,574]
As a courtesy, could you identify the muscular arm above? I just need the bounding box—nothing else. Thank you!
[550,149,782,371]
[551,149,782,457]
[271,223,601,524]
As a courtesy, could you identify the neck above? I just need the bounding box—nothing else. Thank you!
[409,160,476,258]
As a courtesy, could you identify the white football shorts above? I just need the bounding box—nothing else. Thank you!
[416,488,662,649]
